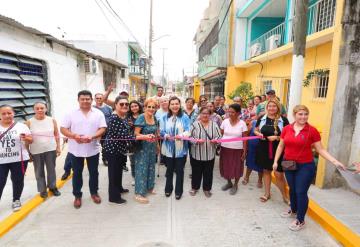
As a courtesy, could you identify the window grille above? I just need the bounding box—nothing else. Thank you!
[313,72,329,98]
[0,51,49,121]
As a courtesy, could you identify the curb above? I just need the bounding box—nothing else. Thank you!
[271,175,360,247]
[0,175,72,238]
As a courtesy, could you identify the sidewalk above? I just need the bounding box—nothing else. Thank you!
[0,155,339,247]
[309,186,360,235]
[0,150,68,222]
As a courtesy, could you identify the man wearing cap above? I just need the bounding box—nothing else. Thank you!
[103,83,129,109]
[256,89,287,118]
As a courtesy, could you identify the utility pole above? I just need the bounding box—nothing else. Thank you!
[287,0,309,121]
[161,48,167,87]
[147,0,153,97]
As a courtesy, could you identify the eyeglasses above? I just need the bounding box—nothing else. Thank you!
[147,106,156,109]
[119,103,129,107]
[95,98,102,100]
[200,100,207,102]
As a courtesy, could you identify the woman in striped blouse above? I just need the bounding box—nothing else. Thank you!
[189,107,221,197]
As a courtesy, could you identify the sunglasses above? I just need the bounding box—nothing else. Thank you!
[95,98,102,100]
[119,103,129,107]
[147,106,156,109]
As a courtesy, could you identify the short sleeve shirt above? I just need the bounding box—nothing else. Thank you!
[220,119,248,149]
[281,123,321,163]
[61,107,107,157]
[0,122,31,164]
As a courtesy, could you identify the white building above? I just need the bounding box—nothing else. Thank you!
[0,15,127,122]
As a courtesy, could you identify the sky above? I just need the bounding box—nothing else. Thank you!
[1,0,209,81]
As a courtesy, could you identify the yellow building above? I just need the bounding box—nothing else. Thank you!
[225,0,342,187]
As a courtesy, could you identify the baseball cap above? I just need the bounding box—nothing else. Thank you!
[119,90,129,96]
[266,89,276,95]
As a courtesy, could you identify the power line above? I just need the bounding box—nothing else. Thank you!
[93,0,126,41]
[103,0,145,52]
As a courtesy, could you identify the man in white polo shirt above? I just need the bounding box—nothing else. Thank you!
[60,90,107,209]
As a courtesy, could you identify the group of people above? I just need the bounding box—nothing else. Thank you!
[0,85,358,232]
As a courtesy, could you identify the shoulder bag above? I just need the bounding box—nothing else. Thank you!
[281,129,309,171]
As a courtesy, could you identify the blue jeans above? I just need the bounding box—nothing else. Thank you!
[64,152,74,173]
[285,162,316,223]
[72,154,99,198]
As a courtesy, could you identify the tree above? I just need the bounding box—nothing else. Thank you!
[228,82,254,106]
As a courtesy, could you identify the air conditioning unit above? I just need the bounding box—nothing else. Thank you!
[249,43,261,58]
[266,34,281,51]
[84,58,99,74]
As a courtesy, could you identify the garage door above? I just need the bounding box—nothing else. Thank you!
[0,51,49,122]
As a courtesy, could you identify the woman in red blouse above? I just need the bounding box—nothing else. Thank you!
[273,105,345,231]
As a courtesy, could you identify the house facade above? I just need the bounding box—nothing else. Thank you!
[0,15,126,122]
[224,0,350,188]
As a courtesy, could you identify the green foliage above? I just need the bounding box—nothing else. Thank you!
[303,69,330,87]
[176,82,185,93]
[228,82,254,106]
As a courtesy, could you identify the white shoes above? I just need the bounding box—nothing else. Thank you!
[12,200,21,212]
[289,220,305,231]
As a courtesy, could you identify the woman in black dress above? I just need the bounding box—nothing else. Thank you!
[254,98,289,203]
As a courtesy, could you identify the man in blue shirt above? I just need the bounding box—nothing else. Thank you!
[94,93,113,166]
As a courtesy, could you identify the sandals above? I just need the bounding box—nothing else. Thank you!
[283,197,290,205]
[148,189,156,195]
[260,195,271,202]
[257,182,263,188]
[189,189,197,196]
[241,178,249,185]
[134,195,149,204]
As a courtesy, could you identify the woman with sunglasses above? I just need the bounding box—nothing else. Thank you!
[133,98,159,203]
[127,100,143,185]
[103,96,134,204]
[160,97,190,200]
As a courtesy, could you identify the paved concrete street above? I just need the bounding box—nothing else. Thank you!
[0,153,340,247]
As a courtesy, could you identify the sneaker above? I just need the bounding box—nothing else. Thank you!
[280,210,296,218]
[289,220,305,231]
[12,200,21,212]
[61,172,70,181]
[40,191,48,198]
[50,188,61,197]
[221,183,233,191]
[229,186,238,195]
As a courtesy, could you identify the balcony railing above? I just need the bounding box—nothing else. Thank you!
[307,0,336,35]
[248,22,286,58]
[247,0,336,59]
[129,65,147,77]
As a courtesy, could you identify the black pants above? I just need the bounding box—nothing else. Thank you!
[191,158,214,191]
[165,156,186,196]
[0,161,28,201]
[72,154,99,198]
[105,153,126,201]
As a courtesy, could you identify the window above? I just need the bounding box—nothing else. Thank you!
[121,69,125,79]
[102,64,116,90]
[263,80,272,93]
[313,72,329,98]
[0,51,49,121]
[199,21,219,62]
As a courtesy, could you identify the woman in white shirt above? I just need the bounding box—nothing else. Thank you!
[219,104,248,195]
[0,105,32,212]
[26,102,61,199]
